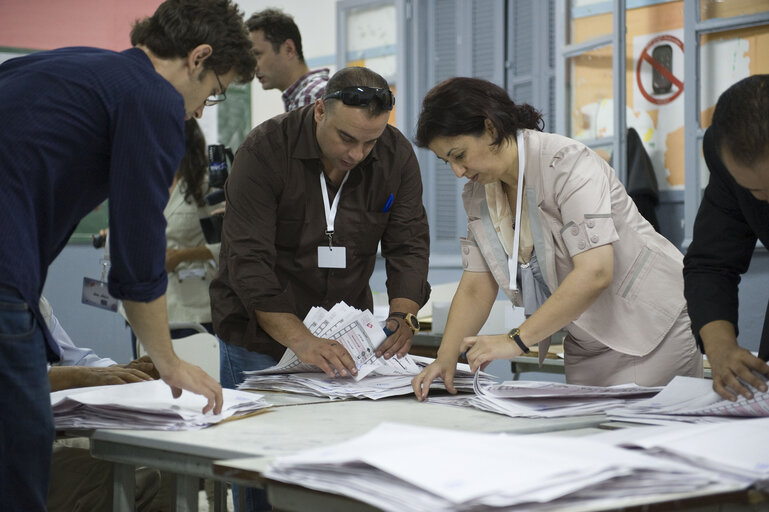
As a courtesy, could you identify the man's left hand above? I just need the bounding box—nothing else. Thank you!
[117,355,160,379]
[376,316,413,359]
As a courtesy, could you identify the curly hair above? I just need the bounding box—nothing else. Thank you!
[130,0,256,83]
[711,74,769,167]
[416,77,543,148]
[246,8,304,62]
[177,119,208,207]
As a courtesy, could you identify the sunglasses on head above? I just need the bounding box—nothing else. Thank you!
[323,86,395,111]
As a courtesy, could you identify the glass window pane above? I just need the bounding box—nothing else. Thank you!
[566,45,614,141]
[345,3,397,126]
[568,0,613,45]
[700,0,768,21]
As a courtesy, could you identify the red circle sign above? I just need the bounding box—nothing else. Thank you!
[636,34,684,105]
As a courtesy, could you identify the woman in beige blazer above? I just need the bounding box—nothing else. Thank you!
[412,77,702,399]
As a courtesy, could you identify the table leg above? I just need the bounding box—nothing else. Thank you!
[175,475,199,512]
[113,462,135,512]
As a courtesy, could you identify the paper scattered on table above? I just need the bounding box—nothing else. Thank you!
[241,354,495,400]
[238,302,496,399]
[264,422,745,512]
[607,375,769,425]
[427,374,661,418]
[51,380,269,430]
[589,416,769,491]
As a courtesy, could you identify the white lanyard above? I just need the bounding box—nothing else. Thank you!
[319,171,350,246]
[509,132,526,291]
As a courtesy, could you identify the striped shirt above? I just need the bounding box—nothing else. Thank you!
[282,68,329,111]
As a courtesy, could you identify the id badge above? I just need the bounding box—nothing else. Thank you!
[317,246,346,268]
[81,277,119,312]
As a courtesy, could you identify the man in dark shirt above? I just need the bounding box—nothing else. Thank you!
[684,74,769,401]
[0,1,256,509]
[211,66,431,387]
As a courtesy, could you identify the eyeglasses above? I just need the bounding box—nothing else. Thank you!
[204,72,227,106]
[323,86,395,111]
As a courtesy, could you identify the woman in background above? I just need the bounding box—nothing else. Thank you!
[161,118,220,338]
[122,118,220,350]
[411,77,702,400]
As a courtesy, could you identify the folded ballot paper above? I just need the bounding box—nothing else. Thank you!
[51,380,270,430]
[606,375,769,425]
[427,374,662,418]
[264,422,745,512]
[589,417,769,491]
[238,302,495,399]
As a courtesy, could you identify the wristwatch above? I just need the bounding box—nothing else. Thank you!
[507,327,530,353]
[389,312,420,334]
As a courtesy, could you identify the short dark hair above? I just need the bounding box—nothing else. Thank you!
[711,74,769,167]
[415,77,544,148]
[130,0,256,84]
[324,67,391,117]
[246,8,304,62]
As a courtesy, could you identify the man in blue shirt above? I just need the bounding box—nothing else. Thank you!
[0,1,256,509]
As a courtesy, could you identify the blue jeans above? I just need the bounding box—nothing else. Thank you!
[0,287,53,511]
[219,338,277,511]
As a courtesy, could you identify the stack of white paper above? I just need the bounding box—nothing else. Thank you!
[51,380,269,430]
[264,422,741,512]
[238,302,496,399]
[427,374,662,418]
[590,417,769,491]
[240,355,494,400]
[607,375,769,425]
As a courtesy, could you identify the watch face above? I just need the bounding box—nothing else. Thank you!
[407,314,420,331]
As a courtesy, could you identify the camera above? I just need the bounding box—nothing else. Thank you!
[199,144,234,244]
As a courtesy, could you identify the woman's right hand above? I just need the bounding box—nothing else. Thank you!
[412,355,458,401]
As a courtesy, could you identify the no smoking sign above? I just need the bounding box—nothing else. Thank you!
[636,34,684,105]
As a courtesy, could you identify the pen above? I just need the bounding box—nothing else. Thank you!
[382,193,394,212]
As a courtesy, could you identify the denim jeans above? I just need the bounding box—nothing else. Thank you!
[219,338,277,511]
[0,287,53,511]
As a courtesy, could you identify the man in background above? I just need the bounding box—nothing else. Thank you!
[247,8,329,111]
[684,74,769,401]
[0,0,255,508]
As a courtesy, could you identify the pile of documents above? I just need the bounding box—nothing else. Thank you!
[238,302,495,399]
[591,417,769,491]
[240,355,491,400]
[607,375,769,425]
[428,375,662,418]
[264,422,744,512]
[51,380,270,430]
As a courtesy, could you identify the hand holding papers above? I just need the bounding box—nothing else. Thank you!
[51,380,269,430]
[239,303,496,399]
[266,303,388,381]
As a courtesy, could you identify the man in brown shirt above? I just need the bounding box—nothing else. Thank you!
[211,67,431,390]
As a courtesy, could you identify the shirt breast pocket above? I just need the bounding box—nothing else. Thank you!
[275,219,304,250]
[352,211,390,256]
